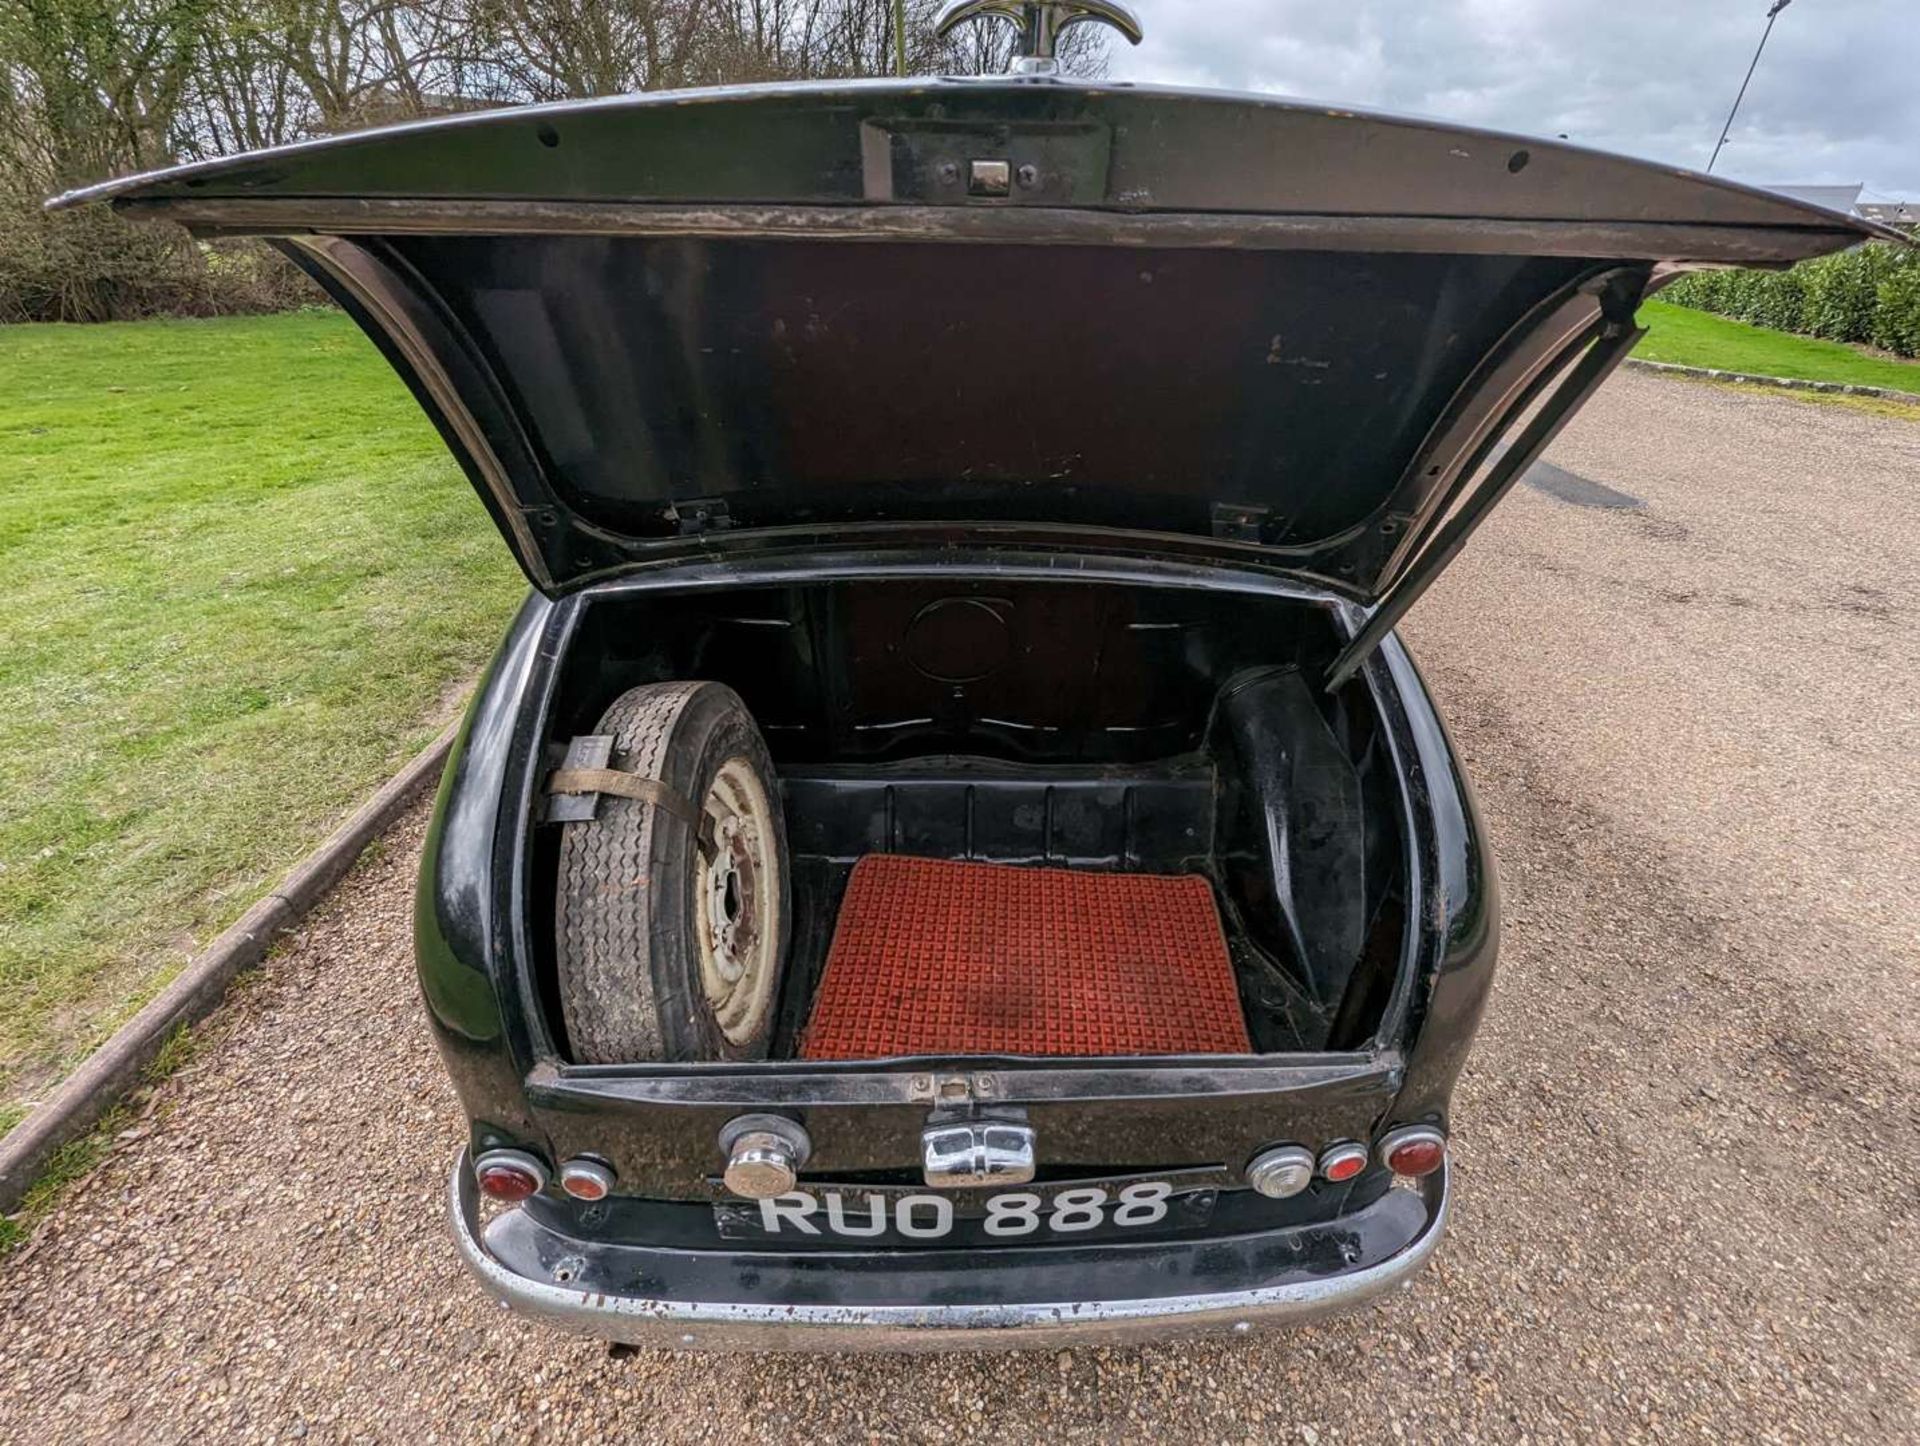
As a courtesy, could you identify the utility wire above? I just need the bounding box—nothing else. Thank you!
[1707,0,1792,175]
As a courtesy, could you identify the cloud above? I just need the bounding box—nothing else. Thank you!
[1112,0,1920,196]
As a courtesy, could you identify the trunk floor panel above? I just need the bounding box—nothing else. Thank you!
[799,854,1252,1058]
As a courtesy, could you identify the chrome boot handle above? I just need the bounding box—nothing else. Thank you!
[922,1116,1037,1188]
[934,0,1144,75]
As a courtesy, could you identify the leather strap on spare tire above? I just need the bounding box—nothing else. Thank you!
[546,766,716,861]
[552,681,790,1064]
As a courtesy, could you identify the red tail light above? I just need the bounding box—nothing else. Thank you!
[1317,1142,1369,1182]
[1378,1125,1447,1178]
[474,1148,547,1202]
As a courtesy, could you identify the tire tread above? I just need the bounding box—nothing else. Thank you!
[556,682,706,1063]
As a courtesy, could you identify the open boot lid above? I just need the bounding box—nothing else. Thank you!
[53,59,1890,663]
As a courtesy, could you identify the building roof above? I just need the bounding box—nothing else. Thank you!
[1764,183,1865,216]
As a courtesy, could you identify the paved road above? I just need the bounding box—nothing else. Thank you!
[2,373,1915,1442]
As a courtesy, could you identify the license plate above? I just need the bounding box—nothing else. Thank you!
[713,1175,1218,1246]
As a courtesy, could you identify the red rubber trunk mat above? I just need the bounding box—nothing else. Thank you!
[800,854,1251,1059]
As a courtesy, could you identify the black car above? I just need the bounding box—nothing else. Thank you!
[57,3,1881,1350]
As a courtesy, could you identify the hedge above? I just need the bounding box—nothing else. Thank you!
[0,195,316,324]
[1658,240,1920,358]
[1870,263,1920,357]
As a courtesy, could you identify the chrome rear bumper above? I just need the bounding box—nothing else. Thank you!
[449,1147,1449,1352]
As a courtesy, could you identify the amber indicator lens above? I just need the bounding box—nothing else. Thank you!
[1378,1126,1448,1178]
[559,1158,615,1201]
[474,1149,547,1202]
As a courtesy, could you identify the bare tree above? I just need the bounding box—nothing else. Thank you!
[0,0,208,181]
[447,0,711,101]
[185,2,304,153]
[0,0,220,319]
[730,0,1105,82]
[1,0,1111,319]
[442,0,1106,100]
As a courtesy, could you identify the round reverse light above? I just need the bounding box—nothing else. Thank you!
[559,1157,616,1202]
[474,1148,547,1202]
[1245,1145,1315,1199]
[1317,1142,1369,1183]
[1378,1125,1448,1179]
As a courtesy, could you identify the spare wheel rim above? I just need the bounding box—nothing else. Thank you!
[695,755,779,1045]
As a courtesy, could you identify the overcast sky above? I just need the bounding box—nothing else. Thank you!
[1110,1,1918,199]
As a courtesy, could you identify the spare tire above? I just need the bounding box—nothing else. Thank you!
[555,681,789,1063]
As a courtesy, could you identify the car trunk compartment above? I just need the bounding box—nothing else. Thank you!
[531,572,1409,1065]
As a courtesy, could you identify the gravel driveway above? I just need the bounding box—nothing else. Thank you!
[2,372,1914,1443]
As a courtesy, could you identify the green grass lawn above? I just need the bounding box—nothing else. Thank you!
[0,310,522,1133]
[1636,299,1920,393]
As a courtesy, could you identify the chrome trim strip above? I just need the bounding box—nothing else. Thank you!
[448,1148,1450,1352]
